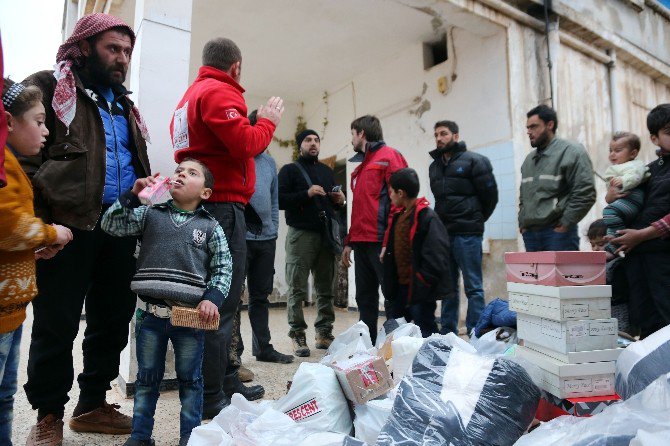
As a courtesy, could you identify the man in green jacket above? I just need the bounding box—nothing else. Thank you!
[519,105,596,251]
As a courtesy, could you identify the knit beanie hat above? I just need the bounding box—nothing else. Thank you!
[296,129,319,149]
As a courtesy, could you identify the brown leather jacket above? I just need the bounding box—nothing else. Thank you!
[20,70,151,230]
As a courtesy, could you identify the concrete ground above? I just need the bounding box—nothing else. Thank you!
[11,306,376,446]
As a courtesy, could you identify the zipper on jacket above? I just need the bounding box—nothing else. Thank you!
[109,99,122,201]
[77,85,107,229]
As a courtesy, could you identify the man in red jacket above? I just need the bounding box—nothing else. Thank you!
[170,37,284,418]
[342,115,408,344]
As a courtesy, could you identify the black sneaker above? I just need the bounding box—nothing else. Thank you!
[256,349,295,364]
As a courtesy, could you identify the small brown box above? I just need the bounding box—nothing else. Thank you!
[330,354,393,404]
[170,306,219,330]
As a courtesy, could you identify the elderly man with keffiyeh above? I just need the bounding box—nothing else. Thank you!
[18,13,151,446]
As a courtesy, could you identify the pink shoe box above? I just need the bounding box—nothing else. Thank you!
[504,251,606,286]
[138,176,171,205]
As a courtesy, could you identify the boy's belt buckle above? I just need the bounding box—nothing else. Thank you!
[147,303,171,318]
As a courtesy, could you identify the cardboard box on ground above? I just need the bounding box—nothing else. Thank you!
[330,354,393,405]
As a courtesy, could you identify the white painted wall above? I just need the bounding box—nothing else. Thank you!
[264,24,513,306]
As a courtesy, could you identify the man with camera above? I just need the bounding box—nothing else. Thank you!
[278,129,345,357]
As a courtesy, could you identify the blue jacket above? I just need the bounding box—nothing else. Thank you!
[88,85,137,204]
[246,152,279,240]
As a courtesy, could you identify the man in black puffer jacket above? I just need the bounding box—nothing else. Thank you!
[429,120,498,336]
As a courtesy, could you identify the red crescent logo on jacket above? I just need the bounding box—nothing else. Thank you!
[225,109,240,119]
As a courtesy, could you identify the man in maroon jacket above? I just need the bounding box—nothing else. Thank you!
[170,37,283,418]
[342,115,407,344]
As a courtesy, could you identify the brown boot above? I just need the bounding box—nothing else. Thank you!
[291,332,310,357]
[26,415,64,446]
[238,365,255,383]
[68,402,131,434]
[315,331,334,350]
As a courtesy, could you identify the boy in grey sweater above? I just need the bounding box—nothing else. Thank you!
[102,158,232,446]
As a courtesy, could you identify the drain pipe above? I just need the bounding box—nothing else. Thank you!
[608,49,622,133]
[544,0,559,110]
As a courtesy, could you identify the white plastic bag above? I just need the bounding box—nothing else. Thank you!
[273,362,353,435]
[616,324,670,400]
[378,338,539,446]
[375,318,407,349]
[390,336,424,382]
[470,327,518,356]
[296,432,350,446]
[187,422,233,446]
[204,394,309,446]
[322,321,373,365]
[514,373,670,446]
[353,397,394,444]
[630,429,670,446]
[233,408,308,446]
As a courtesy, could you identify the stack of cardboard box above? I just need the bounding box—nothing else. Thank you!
[505,251,622,399]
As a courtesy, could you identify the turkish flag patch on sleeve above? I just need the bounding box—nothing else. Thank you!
[225,108,240,119]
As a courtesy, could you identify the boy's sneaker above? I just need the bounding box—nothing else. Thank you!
[291,333,310,357]
[315,331,335,350]
[26,415,64,446]
[123,438,156,446]
[69,402,132,434]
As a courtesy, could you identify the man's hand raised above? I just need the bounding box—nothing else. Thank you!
[257,96,284,126]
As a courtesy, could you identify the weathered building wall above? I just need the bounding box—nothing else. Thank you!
[616,60,670,157]
[555,0,670,66]
[555,44,612,246]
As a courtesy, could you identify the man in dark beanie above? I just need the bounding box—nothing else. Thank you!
[278,129,345,356]
[20,13,151,445]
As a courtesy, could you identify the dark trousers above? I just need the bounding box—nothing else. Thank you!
[25,221,137,416]
[245,239,277,356]
[625,251,670,339]
[201,203,246,405]
[389,285,438,338]
[522,225,579,252]
[353,242,387,345]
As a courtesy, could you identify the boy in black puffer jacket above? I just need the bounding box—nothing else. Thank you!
[382,168,453,337]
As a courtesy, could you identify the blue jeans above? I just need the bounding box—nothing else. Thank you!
[441,235,485,335]
[0,325,22,446]
[522,225,579,252]
[132,310,204,441]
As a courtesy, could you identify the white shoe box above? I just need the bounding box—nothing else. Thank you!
[516,345,616,398]
[508,283,612,321]
[517,313,618,353]
[524,341,623,364]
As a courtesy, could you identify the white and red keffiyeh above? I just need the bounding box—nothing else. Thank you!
[53,13,150,142]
